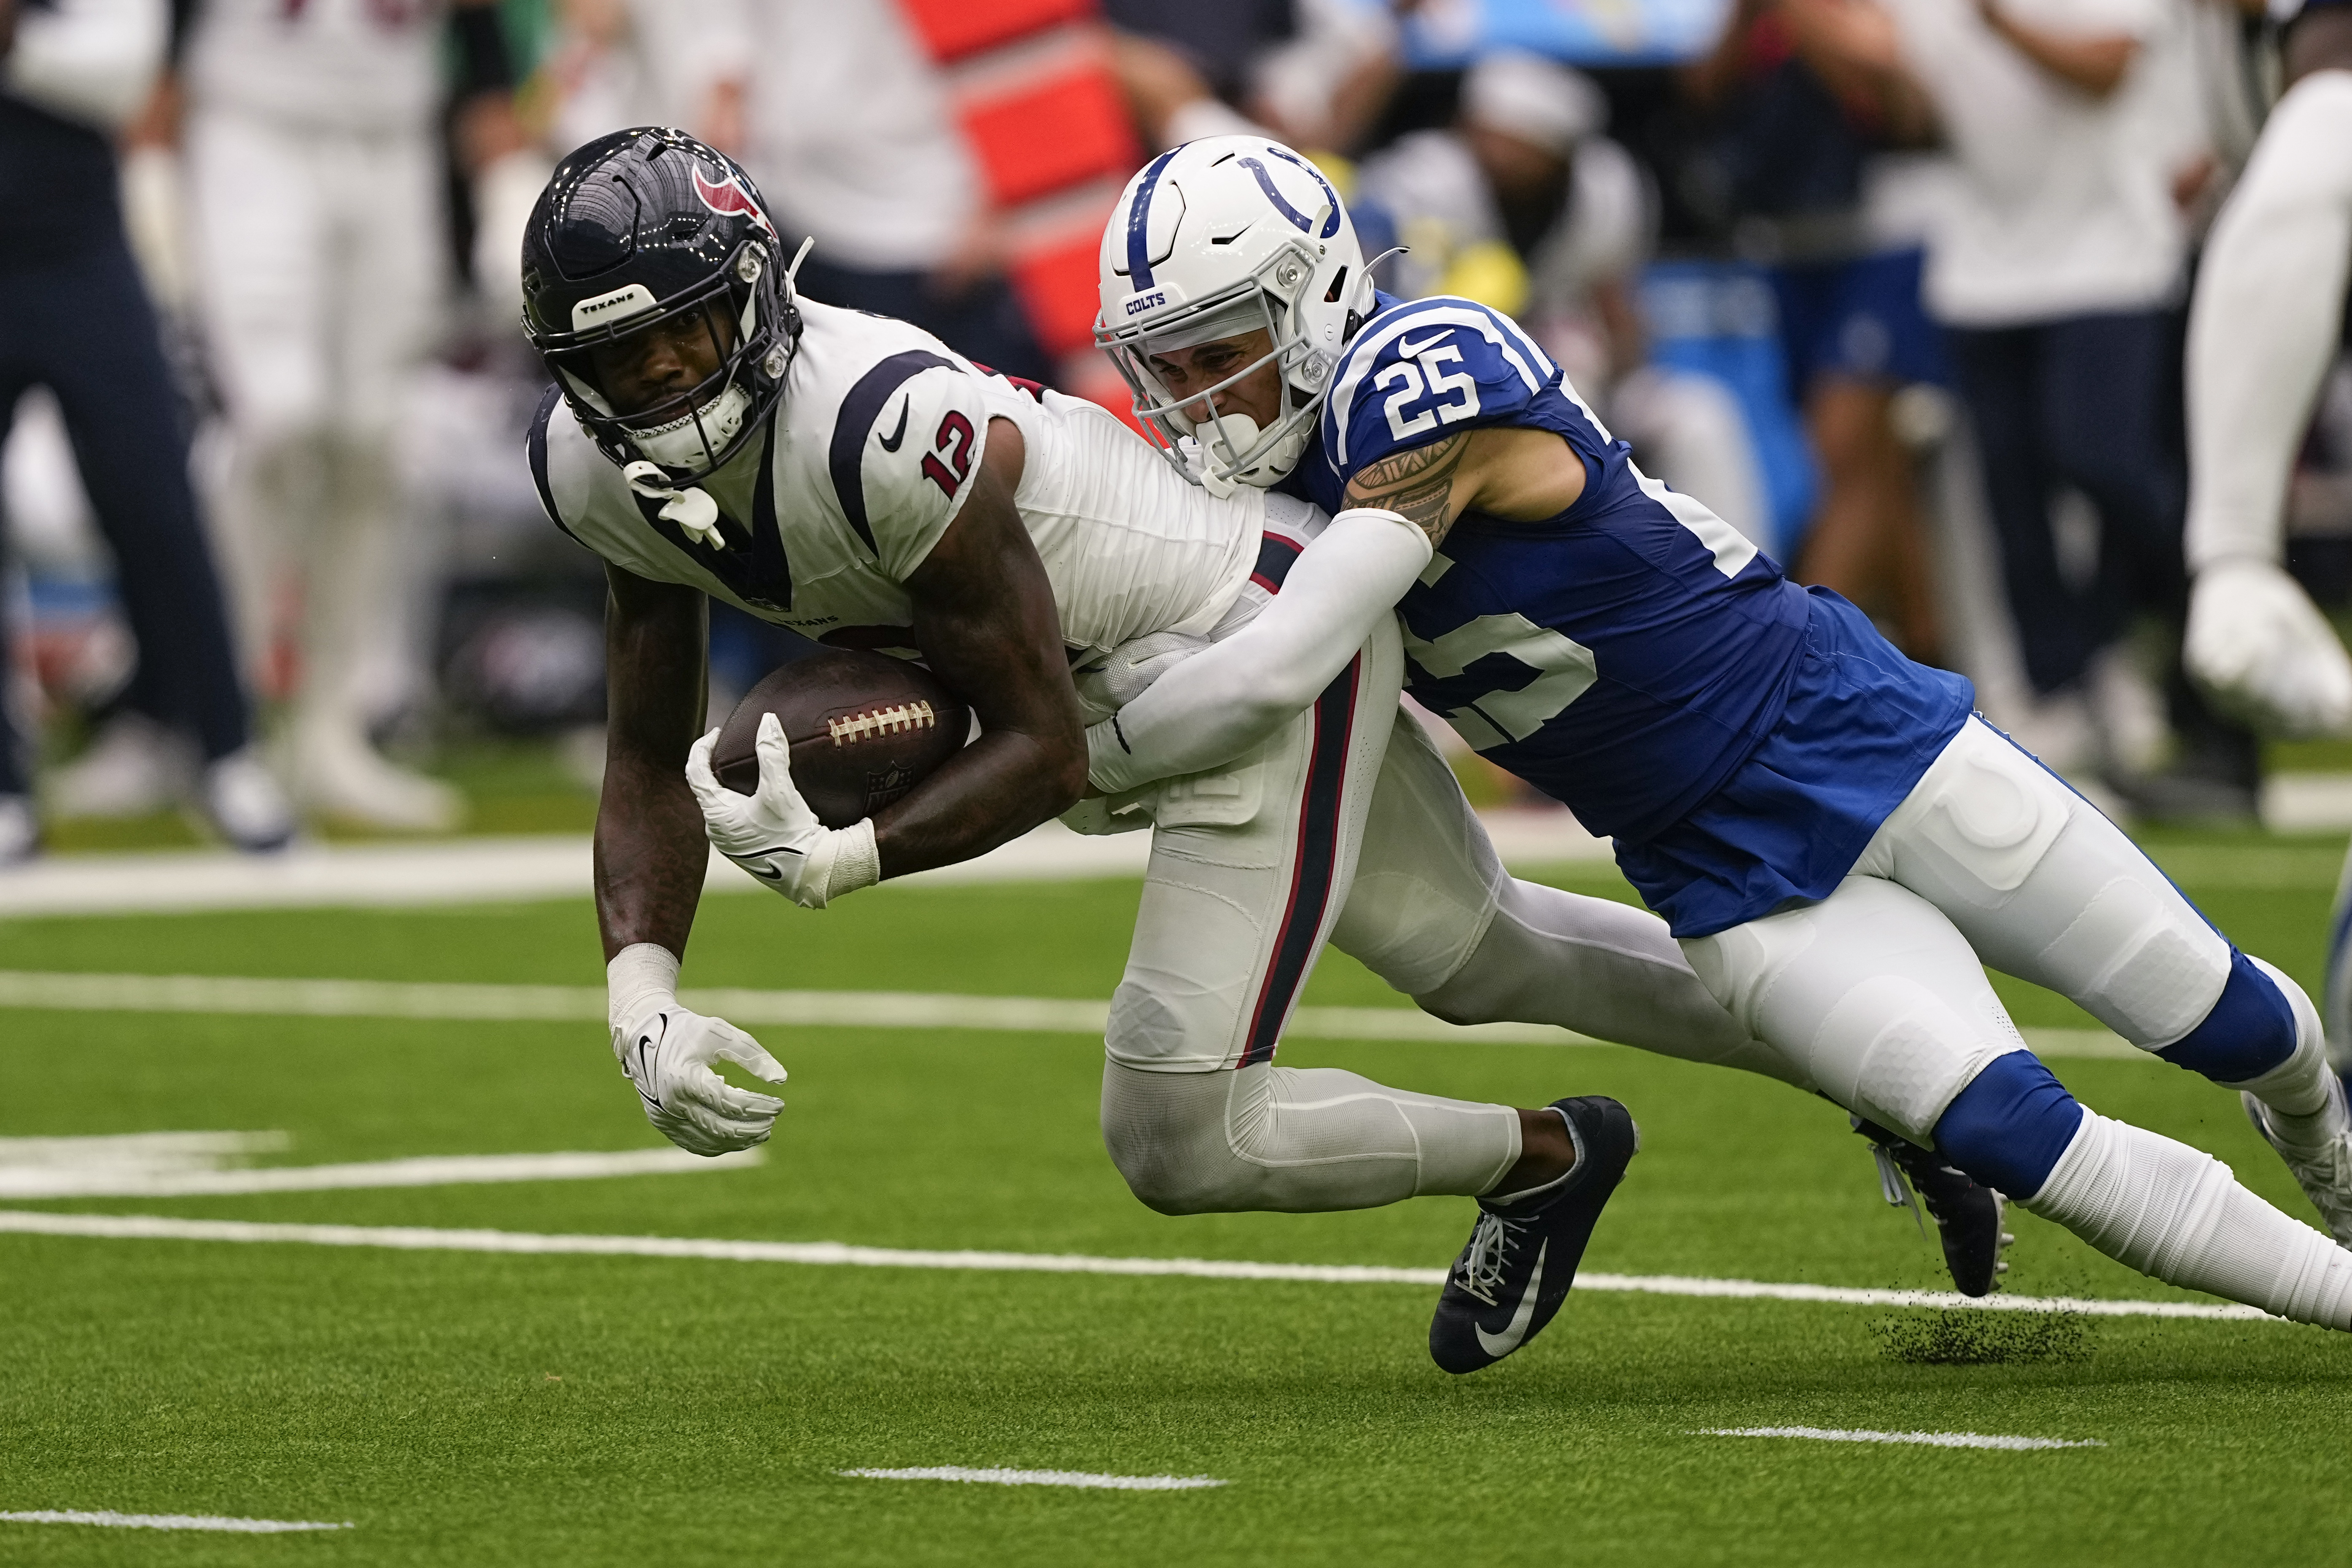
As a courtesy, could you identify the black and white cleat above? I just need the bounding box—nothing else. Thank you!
[1429,1096,1638,1375]
[1855,1118,2013,1297]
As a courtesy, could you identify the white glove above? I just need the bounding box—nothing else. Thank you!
[608,945,786,1157]
[2185,559,2352,737]
[686,712,881,909]
[1071,631,1212,723]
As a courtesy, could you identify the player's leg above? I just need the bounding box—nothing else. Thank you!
[186,107,328,697]
[2325,839,2352,1088]
[291,129,457,830]
[1329,706,1810,1091]
[1857,715,2352,1238]
[1101,621,1534,1214]
[1683,874,2352,1327]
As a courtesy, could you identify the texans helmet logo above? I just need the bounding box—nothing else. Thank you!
[693,167,778,239]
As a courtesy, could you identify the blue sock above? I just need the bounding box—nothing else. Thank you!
[2156,949,2297,1085]
[1931,1052,2085,1201]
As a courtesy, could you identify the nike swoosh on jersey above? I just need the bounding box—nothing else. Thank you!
[1475,1239,1546,1358]
[1397,331,1450,359]
[876,397,911,452]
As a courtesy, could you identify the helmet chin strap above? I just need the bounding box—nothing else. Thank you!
[1187,412,1308,498]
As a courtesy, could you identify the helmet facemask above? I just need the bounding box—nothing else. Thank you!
[1101,236,1338,497]
[534,237,791,485]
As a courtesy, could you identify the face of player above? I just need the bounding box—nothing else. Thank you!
[1145,329,1286,432]
[587,301,740,420]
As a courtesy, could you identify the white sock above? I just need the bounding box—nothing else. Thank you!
[2234,956,2347,1143]
[2026,1110,2352,1329]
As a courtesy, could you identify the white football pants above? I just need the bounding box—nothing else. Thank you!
[1099,597,1792,1216]
[186,109,440,737]
[1680,716,2352,1326]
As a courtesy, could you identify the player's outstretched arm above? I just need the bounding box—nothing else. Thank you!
[597,563,788,1156]
[596,563,712,962]
[1088,507,1433,795]
[884,419,1090,876]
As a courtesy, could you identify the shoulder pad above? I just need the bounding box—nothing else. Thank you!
[827,351,992,580]
[1322,298,1558,476]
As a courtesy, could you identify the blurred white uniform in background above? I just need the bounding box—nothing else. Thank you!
[183,0,460,829]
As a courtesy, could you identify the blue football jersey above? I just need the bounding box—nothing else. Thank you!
[1285,293,1973,934]
[1289,294,1816,845]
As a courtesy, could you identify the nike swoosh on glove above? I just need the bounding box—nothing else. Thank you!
[686,713,879,909]
[2186,559,2352,737]
[614,1004,788,1156]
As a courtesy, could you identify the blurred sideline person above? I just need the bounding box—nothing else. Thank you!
[1882,0,2258,809]
[716,0,1050,384]
[1106,0,1407,155]
[519,130,1939,1377]
[0,0,290,857]
[1686,0,1946,661]
[2178,0,2352,1075]
[1092,134,2352,1333]
[1357,51,1776,554]
[178,0,519,830]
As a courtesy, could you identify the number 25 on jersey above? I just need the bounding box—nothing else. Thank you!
[1378,341,1482,443]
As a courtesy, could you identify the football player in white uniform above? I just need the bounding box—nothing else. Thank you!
[2182,0,2352,1085]
[182,0,515,829]
[524,129,1821,1373]
[1089,135,2352,1349]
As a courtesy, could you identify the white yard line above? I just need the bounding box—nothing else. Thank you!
[0,1148,760,1200]
[0,968,2141,1059]
[0,1210,2274,1322]
[1698,1427,2105,1451]
[836,1468,1226,1491]
[0,1510,351,1533]
[0,812,1616,919]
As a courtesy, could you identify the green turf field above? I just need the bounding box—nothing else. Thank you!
[4,836,2351,1565]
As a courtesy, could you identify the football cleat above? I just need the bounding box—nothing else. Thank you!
[1429,1096,1638,1375]
[0,794,35,866]
[2243,1078,2352,1247]
[199,748,296,854]
[1855,1118,2012,1296]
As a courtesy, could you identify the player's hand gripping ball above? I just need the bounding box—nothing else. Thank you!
[612,1003,787,1156]
[686,649,969,908]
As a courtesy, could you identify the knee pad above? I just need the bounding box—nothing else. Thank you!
[1100,1062,1246,1215]
[2048,874,2232,1046]
[2157,949,2304,1084]
[1931,1050,2085,1200]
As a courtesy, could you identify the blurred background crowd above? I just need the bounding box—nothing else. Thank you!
[3,0,2347,858]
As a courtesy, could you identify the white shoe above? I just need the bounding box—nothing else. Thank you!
[46,714,191,818]
[199,748,296,853]
[296,732,463,832]
[0,795,36,865]
[2244,1077,2352,1246]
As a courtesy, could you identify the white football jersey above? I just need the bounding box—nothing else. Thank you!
[183,0,444,134]
[532,300,1262,667]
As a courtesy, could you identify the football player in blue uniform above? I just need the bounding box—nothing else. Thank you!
[1093,136,2352,1350]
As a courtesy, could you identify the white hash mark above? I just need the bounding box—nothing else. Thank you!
[836,1468,1226,1491]
[1698,1427,2105,1451]
[0,1510,353,1533]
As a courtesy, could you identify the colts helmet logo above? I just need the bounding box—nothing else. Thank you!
[692,166,778,240]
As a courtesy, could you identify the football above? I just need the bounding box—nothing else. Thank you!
[711,648,969,828]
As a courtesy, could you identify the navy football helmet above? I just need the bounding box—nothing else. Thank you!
[521,127,800,482]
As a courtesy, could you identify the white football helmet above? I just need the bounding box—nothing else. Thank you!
[1096,136,1375,495]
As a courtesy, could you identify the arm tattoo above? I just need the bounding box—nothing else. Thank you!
[1343,433,1472,548]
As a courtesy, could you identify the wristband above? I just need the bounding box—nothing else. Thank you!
[823,819,881,904]
[607,942,681,1036]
